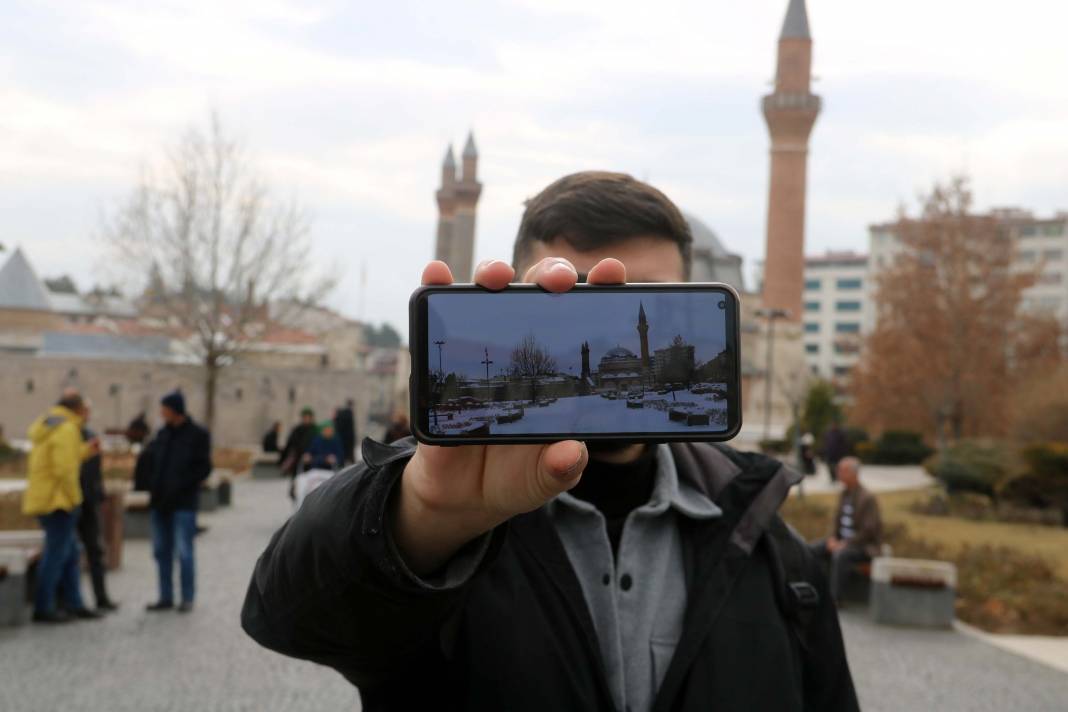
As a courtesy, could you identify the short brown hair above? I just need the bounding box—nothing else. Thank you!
[512,171,692,277]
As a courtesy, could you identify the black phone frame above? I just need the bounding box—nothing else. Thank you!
[409,282,743,445]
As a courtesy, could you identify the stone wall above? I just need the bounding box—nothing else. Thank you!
[0,354,375,448]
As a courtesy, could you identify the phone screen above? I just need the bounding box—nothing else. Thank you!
[411,285,740,444]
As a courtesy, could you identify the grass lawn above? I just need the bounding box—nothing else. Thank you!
[782,487,1068,635]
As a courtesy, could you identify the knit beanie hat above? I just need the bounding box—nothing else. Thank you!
[161,390,186,416]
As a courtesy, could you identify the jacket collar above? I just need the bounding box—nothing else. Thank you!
[554,443,721,522]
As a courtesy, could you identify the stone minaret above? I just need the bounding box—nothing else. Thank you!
[761,0,820,320]
[580,341,591,381]
[434,132,482,282]
[637,302,651,377]
[434,145,458,273]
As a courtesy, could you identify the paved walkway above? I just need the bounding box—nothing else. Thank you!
[0,478,358,712]
[795,461,936,496]
[3,476,1067,711]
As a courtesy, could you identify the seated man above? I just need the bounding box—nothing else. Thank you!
[809,456,883,602]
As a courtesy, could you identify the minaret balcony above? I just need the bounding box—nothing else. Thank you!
[762,92,821,113]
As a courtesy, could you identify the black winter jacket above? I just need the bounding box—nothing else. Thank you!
[148,419,212,512]
[242,438,859,712]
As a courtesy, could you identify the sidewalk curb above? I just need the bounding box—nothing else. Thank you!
[954,620,1068,676]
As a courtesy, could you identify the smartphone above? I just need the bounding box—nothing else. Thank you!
[409,283,742,445]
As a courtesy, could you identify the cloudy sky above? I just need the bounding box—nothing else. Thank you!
[4,0,1067,336]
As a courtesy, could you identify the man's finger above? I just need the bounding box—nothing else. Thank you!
[534,440,587,499]
[473,260,515,291]
[422,261,454,286]
[585,258,626,285]
[521,257,578,293]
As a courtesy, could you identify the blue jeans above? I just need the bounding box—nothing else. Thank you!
[35,508,85,614]
[151,509,197,604]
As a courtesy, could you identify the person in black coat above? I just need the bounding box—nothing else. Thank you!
[77,407,117,612]
[146,391,211,614]
[280,408,317,476]
[333,400,357,465]
[261,421,281,454]
[823,423,850,483]
[241,174,857,712]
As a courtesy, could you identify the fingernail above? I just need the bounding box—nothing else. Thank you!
[549,262,575,276]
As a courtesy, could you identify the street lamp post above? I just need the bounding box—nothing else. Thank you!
[755,307,790,441]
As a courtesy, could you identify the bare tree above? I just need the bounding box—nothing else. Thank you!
[509,334,558,400]
[101,113,334,430]
[851,177,1036,443]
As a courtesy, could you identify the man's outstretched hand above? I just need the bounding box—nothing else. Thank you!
[392,257,626,575]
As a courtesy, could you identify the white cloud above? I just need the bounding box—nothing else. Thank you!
[3,0,1068,334]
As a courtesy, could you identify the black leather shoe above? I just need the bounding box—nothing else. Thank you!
[32,610,73,624]
[177,601,195,613]
[145,601,174,612]
[71,607,104,620]
[96,600,120,613]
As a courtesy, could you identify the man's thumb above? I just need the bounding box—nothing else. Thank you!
[536,441,587,499]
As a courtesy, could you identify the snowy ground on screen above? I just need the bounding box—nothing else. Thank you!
[429,388,729,436]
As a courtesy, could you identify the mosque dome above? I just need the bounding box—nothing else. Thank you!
[683,212,746,292]
[602,346,638,360]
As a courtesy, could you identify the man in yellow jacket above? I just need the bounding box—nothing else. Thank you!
[23,391,102,623]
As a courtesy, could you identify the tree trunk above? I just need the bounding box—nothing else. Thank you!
[204,356,219,432]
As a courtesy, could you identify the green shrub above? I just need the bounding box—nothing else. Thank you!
[855,441,874,461]
[1001,442,1068,524]
[867,430,933,465]
[925,439,1016,500]
[843,426,869,454]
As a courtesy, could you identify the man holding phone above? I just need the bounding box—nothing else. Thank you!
[243,172,858,711]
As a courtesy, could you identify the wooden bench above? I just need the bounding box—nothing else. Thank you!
[0,530,45,627]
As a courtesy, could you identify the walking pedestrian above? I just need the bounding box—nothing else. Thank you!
[279,408,317,477]
[22,391,101,623]
[146,391,212,614]
[77,403,118,612]
[823,421,849,483]
[333,400,357,465]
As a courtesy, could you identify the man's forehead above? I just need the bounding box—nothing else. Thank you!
[521,237,685,282]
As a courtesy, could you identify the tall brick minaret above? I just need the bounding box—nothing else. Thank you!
[761,0,820,320]
[434,133,482,282]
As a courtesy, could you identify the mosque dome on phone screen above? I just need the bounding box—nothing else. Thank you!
[603,346,638,360]
[683,213,745,291]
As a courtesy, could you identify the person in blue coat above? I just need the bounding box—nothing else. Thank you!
[303,422,345,472]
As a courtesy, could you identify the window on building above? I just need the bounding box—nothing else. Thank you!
[1021,225,1039,237]
[804,301,820,312]
[1042,249,1064,261]
[1018,250,1036,262]
[834,342,859,354]
[836,278,863,290]
[805,343,819,354]
[836,300,862,312]
[804,279,820,290]
[1038,272,1064,285]
[835,322,861,333]
[804,322,820,333]
[833,366,853,377]
[1043,223,1065,237]
[235,387,243,402]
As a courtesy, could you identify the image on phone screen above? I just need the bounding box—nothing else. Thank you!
[414,286,739,441]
